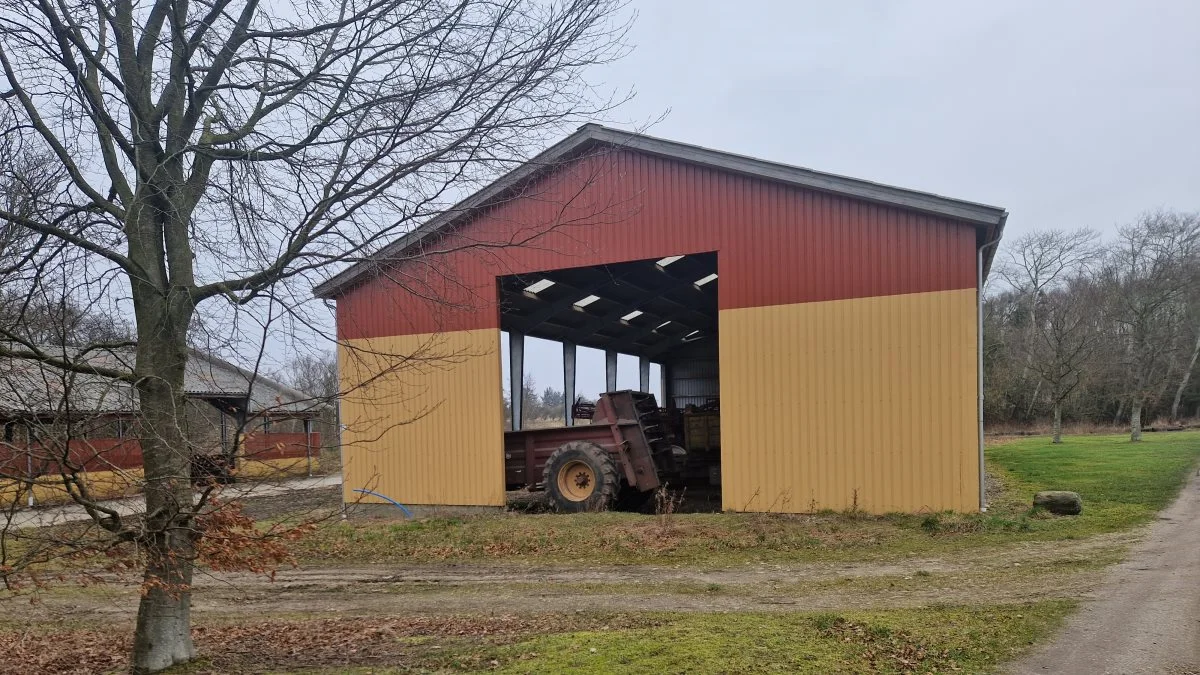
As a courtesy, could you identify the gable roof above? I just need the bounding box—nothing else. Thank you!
[314,124,1008,299]
[0,346,325,418]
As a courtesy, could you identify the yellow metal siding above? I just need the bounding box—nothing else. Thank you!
[719,288,979,513]
[339,329,504,506]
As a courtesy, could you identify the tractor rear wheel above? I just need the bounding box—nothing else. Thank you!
[543,441,621,512]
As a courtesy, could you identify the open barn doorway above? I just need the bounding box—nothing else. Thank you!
[497,252,722,512]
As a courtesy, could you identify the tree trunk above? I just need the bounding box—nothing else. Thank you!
[1025,379,1042,420]
[1130,397,1143,442]
[1171,329,1200,421]
[133,530,195,673]
[128,228,198,672]
[1052,403,1063,444]
[130,338,197,672]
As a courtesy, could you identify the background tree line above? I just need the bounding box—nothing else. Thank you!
[985,210,1200,442]
[502,375,584,429]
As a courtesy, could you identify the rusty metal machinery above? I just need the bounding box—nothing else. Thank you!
[505,390,683,511]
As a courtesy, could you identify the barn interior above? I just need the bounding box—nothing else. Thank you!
[497,252,722,507]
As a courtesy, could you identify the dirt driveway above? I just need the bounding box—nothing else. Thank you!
[1008,472,1200,675]
[24,532,1128,625]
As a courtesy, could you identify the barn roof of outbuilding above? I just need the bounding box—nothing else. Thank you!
[314,124,1008,300]
[0,346,325,419]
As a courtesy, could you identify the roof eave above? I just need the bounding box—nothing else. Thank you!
[980,211,1009,280]
[312,127,604,299]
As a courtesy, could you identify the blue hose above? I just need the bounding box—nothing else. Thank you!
[352,488,414,518]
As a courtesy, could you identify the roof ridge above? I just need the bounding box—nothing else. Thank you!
[313,125,1007,299]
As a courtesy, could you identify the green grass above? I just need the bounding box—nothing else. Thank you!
[291,431,1200,567]
[475,604,1074,674]
[988,431,1200,531]
[238,603,1073,674]
[4,601,1075,674]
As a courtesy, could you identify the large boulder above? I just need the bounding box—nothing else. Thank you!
[1033,490,1082,515]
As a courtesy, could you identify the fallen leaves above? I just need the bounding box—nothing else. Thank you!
[0,628,130,675]
[818,617,962,673]
[0,613,659,674]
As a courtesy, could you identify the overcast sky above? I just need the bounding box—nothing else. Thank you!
[508,0,1200,402]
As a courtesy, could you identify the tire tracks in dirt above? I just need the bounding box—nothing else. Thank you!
[22,532,1132,623]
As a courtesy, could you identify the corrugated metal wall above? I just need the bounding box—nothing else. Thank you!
[667,354,720,409]
[719,288,979,513]
[339,330,504,506]
[336,150,977,340]
[334,147,983,513]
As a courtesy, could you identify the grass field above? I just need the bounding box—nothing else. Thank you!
[988,431,1200,525]
[292,431,1200,567]
[473,604,1076,675]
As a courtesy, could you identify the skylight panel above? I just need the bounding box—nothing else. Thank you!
[523,279,555,294]
[573,294,601,308]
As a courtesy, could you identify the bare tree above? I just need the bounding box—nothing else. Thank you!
[279,352,337,400]
[0,1,629,670]
[0,113,58,268]
[999,228,1102,301]
[997,228,1101,419]
[1025,279,1103,443]
[1169,283,1200,421]
[1101,211,1200,441]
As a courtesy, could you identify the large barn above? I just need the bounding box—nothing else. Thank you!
[316,125,1007,514]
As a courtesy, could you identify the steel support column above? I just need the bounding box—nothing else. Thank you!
[25,422,34,507]
[510,332,525,430]
[563,341,577,426]
[303,418,313,477]
[661,362,672,409]
[605,349,618,392]
[639,356,651,393]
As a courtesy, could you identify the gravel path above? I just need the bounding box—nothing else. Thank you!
[6,474,341,529]
[1009,471,1200,675]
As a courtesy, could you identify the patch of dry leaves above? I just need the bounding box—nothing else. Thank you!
[0,628,131,675]
[1,613,658,674]
[820,617,962,673]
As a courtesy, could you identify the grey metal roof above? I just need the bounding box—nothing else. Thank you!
[314,124,1009,299]
[0,346,325,418]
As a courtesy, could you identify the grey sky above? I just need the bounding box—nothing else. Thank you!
[512,0,1200,399]
[611,1,1198,239]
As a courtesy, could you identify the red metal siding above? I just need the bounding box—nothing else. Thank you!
[242,432,321,461]
[337,150,978,340]
[0,433,318,474]
[1,438,143,473]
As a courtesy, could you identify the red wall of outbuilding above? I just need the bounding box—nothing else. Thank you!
[336,149,978,340]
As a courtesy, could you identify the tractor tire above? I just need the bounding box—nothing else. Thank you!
[543,441,621,512]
